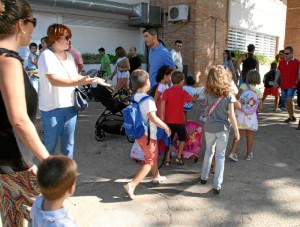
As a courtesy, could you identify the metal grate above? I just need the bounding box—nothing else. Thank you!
[228,28,276,58]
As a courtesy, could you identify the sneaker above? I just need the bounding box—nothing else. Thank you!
[228,153,238,162]
[212,188,221,194]
[290,116,297,122]
[151,176,166,185]
[274,108,281,113]
[246,153,253,161]
[123,182,135,200]
[200,179,207,185]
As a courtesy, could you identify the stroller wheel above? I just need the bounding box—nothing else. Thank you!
[193,156,199,163]
[127,136,135,143]
[95,129,105,142]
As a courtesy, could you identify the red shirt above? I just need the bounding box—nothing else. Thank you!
[278,58,300,89]
[162,85,193,124]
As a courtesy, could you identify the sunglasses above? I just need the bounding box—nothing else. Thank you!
[60,35,72,41]
[23,18,37,27]
[284,52,291,55]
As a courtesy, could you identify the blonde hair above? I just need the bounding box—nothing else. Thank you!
[130,69,149,89]
[205,65,231,97]
[246,70,261,85]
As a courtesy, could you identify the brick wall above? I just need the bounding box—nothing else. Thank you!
[150,0,228,85]
[285,0,300,59]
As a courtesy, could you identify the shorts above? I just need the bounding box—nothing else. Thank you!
[263,87,279,97]
[136,135,158,166]
[117,71,130,79]
[168,123,187,142]
[281,88,296,99]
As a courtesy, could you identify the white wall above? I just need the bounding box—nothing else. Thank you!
[229,0,287,49]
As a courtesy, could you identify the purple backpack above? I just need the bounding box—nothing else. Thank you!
[239,84,260,115]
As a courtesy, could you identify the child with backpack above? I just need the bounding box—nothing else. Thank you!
[151,66,173,118]
[229,70,263,162]
[200,65,240,194]
[161,71,195,166]
[261,62,281,112]
[123,69,171,200]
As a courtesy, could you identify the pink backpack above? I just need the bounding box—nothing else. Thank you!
[239,83,260,115]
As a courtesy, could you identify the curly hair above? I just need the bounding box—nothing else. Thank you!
[205,65,231,97]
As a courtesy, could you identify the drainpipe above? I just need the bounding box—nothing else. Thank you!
[28,0,140,17]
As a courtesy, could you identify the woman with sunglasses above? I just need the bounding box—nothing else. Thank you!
[0,1,50,226]
[38,24,110,159]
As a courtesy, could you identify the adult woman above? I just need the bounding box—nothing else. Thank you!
[0,1,50,226]
[38,23,110,158]
[109,46,132,95]
[222,49,238,84]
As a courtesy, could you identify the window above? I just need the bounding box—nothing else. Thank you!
[228,28,276,58]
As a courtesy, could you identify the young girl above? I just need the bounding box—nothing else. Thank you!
[153,66,173,118]
[229,70,263,162]
[200,65,240,194]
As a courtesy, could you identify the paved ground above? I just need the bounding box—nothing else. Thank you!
[51,94,300,227]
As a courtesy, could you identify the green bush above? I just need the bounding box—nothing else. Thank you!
[82,53,145,64]
[231,50,273,65]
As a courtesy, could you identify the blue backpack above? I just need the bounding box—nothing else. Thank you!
[122,95,153,144]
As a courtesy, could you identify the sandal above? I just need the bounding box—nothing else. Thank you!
[175,157,184,165]
[165,161,171,167]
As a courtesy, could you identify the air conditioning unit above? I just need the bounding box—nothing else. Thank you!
[168,4,189,22]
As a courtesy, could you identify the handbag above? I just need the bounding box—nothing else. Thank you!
[130,141,144,161]
[199,96,223,122]
[74,88,88,111]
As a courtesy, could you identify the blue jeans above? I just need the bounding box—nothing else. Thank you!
[41,107,78,158]
[201,131,229,190]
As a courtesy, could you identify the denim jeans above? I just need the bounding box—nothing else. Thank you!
[41,107,78,158]
[201,131,229,190]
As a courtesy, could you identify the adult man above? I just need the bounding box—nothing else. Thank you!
[274,46,300,126]
[69,42,84,73]
[238,44,259,83]
[98,47,112,78]
[143,28,175,88]
[170,40,183,72]
[129,47,142,74]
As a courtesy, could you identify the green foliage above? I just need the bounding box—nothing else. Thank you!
[82,53,145,64]
[231,50,273,65]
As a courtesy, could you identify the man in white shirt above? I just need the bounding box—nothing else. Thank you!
[170,40,183,72]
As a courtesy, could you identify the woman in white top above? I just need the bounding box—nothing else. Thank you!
[109,46,132,96]
[38,24,110,158]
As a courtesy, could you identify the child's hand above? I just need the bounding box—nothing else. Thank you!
[165,126,171,137]
[234,132,240,142]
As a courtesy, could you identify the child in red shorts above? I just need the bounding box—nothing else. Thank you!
[262,62,281,112]
[123,70,171,200]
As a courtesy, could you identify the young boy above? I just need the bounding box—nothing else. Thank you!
[262,62,281,112]
[30,156,77,226]
[161,71,195,166]
[123,69,171,200]
[27,42,39,92]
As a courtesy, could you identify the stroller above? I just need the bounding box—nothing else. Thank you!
[92,85,133,142]
[173,121,203,163]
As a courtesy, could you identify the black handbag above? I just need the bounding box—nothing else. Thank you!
[74,88,88,111]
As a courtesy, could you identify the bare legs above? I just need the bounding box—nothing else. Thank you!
[230,129,253,157]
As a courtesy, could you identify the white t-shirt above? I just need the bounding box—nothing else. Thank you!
[157,83,169,97]
[183,85,197,96]
[38,48,78,111]
[116,57,130,79]
[134,93,157,140]
[170,49,183,72]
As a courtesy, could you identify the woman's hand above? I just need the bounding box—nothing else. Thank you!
[93,77,111,87]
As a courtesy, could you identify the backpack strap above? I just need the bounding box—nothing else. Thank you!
[136,95,152,145]
[206,96,223,119]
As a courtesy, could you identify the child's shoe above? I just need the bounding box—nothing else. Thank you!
[246,153,253,161]
[274,108,281,113]
[151,176,166,185]
[228,153,238,162]
[123,182,135,200]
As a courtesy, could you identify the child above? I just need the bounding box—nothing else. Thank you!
[27,42,39,92]
[123,69,171,200]
[183,76,199,120]
[200,65,240,194]
[30,156,77,226]
[161,71,195,166]
[153,65,173,118]
[262,62,281,112]
[229,70,263,162]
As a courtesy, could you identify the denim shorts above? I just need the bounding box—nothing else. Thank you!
[281,88,296,99]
